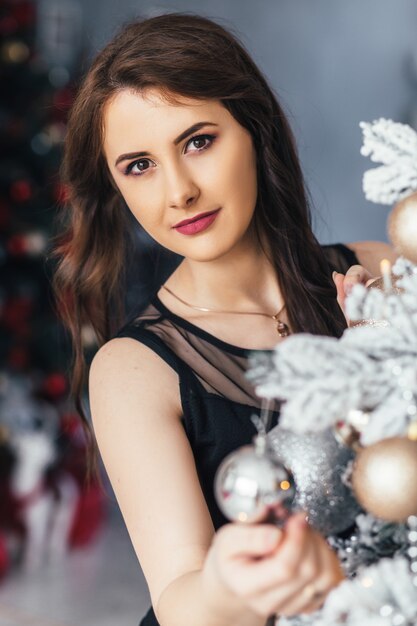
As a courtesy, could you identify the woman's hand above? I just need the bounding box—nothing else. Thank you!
[333,265,374,322]
[203,512,345,620]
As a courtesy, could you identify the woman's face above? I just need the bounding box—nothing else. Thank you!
[103,88,258,262]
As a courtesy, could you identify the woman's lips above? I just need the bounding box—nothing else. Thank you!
[173,208,221,235]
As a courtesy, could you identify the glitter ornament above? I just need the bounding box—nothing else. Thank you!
[387,192,417,264]
[349,317,390,329]
[268,426,361,535]
[352,437,417,523]
[214,434,295,524]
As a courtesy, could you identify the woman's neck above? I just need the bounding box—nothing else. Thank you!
[167,232,283,315]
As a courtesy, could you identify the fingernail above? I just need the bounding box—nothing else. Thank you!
[332,271,337,280]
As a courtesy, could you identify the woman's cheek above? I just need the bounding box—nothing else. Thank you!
[123,187,158,228]
[132,208,161,234]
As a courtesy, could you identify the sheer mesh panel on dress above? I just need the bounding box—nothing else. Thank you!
[131,301,277,411]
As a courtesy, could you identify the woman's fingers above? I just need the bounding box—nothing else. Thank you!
[241,514,310,593]
[333,264,373,322]
[279,530,343,616]
[228,514,311,596]
[245,532,320,617]
[343,264,373,294]
[215,514,308,597]
[332,271,347,312]
[266,513,310,583]
[212,516,345,619]
[215,522,283,562]
[313,529,345,590]
[210,523,283,602]
[262,529,344,617]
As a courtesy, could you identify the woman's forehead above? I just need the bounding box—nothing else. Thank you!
[102,88,229,156]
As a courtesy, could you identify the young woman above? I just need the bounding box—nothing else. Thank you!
[53,13,396,626]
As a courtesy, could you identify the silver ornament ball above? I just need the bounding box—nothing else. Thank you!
[268,426,361,535]
[214,442,295,524]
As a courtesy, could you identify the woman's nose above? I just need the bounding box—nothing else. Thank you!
[165,164,200,209]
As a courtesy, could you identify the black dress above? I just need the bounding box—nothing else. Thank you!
[114,243,359,626]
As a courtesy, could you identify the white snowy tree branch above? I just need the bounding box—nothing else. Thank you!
[360,118,417,205]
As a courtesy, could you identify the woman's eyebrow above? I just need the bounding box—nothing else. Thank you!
[115,121,219,166]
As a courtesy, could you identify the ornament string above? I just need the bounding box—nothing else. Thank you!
[250,398,275,455]
[261,397,274,432]
[251,397,274,435]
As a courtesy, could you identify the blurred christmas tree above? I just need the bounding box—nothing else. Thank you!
[0,0,103,578]
[0,0,81,380]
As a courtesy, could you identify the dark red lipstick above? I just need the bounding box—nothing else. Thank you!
[173,208,221,235]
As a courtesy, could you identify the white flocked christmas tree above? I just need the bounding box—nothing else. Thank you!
[246,119,417,626]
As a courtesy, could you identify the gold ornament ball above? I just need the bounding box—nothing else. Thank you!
[351,436,417,523]
[387,192,417,264]
[408,421,417,441]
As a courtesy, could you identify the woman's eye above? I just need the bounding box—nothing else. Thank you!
[125,159,153,176]
[186,134,215,152]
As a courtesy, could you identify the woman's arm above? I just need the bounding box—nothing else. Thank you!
[89,337,265,626]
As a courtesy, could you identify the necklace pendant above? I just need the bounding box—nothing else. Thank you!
[276,320,290,337]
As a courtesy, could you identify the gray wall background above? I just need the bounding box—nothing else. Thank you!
[80,0,417,245]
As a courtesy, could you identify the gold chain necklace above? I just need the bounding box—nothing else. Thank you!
[161,284,290,337]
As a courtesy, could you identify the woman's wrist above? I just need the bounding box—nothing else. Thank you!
[155,565,266,626]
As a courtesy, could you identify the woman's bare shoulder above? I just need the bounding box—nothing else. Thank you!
[90,335,177,381]
[89,336,182,425]
[91,335,154,368]
[345,240,397,275]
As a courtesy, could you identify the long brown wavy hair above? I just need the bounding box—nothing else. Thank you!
[52,12,346,477]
